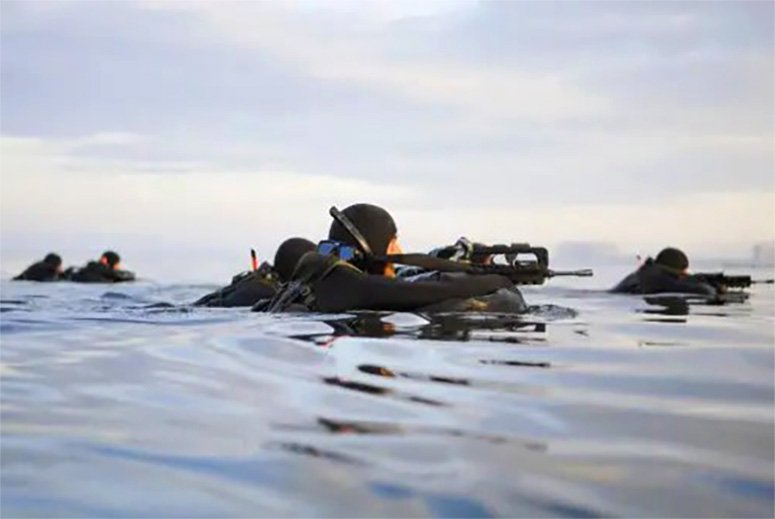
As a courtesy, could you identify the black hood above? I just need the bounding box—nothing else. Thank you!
[655,247,689,272]
[328,204,397,257]
[274,237,316,282]
[101,250,121,267]
[43,253,62,267]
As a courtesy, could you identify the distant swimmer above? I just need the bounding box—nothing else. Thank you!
[260,203,526,314]
[194,237,316,307]
[13,253,64,282]
[611,247,715,296]
[66,251,136,283]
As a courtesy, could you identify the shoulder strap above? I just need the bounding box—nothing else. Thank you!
[266,255,354,313]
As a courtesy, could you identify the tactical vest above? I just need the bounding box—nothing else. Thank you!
[194,266,278,307]
[264,252,360,313]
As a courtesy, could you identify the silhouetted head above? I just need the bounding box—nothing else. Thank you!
[655,247,689,273]
[329,204,397,255]
[43,253,62,268]
[328,203,402,275]
[100,250,121,269]
[274,237,316,282]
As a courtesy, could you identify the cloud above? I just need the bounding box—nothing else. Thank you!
[0,135,414,248]
[135,1,610,122]
[1,1,772,281]
[69,132,146,148]
[1,135,771,261]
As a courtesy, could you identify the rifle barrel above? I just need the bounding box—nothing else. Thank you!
[548,269,594,277]
[387,253,594,280]
[694,272,774,288]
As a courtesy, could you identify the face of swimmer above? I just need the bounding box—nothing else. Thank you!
[383,235,403,278]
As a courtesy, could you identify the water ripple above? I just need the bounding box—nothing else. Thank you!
[1,279,773,517]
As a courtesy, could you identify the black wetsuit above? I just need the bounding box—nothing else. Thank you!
[611,260,715,296]
[194,267,278,308]
[262,252,521,313]
[399,271,527,313]
[13,261,60,282]
[67,262,136,283]
[194,238,315,308]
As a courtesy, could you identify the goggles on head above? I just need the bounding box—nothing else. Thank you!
[317,240,362,262]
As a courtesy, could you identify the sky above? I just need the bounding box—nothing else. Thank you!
[1,0,773,281]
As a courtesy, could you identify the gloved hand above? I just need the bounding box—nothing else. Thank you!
[430,237,474,261]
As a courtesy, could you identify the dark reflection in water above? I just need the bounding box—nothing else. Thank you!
[0,299,29,305]
[642,296,691,317]
[328,313,398,338]
[642,293,752,319]
[359,364,471,385]
[637,340,681,348]
[287,311,552,348]
[271,441,362,465]
[312,417,537,449]
[317,416,407,435]
[417,313,549,342]
[322,376,446,407]
[479,359,551,368]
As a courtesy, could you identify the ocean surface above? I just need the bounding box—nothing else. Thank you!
[1,266,773,518]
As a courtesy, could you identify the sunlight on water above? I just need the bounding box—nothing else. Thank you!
[1,275,773,517]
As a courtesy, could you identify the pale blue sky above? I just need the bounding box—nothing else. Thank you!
[1,1,773,280]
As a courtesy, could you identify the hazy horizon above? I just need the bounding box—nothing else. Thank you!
[1,1,773,282]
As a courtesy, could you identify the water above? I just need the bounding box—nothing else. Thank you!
[1,269,773,517]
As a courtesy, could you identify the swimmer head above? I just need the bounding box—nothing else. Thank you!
[329,203,401,276]
[100,250,121,270]
[655,247,689,275]
[274,237,316,282]
[44,253,63,272]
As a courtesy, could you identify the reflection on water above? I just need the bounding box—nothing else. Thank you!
[642,292,753,319]
[1,280,773,517]
[291,312,550,343]
[642,295,692,317]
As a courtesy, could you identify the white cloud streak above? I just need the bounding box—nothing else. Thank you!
[2,135,771,276]
[137,1,611,121]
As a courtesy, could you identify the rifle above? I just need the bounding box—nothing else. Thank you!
[692,272,774,291]
[328,207,593,286]
[385,251,592,285]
